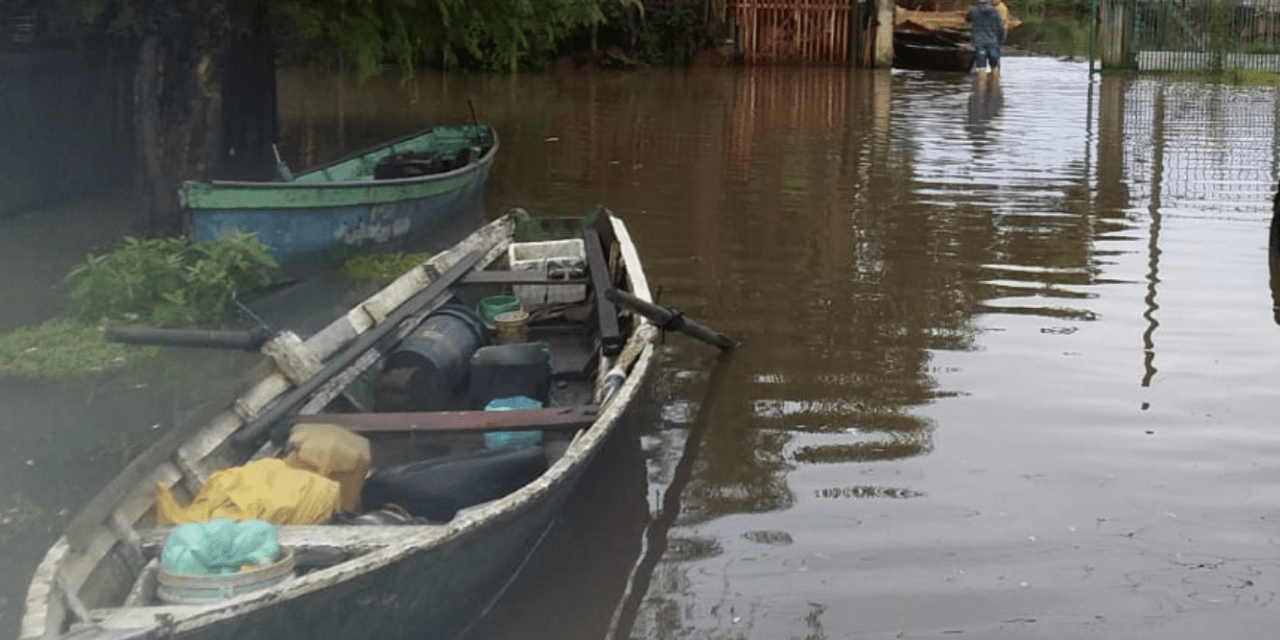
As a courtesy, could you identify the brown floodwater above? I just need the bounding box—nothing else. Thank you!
[6,58,1280,640]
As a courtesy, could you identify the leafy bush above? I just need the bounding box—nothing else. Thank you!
[283,0,645,73]
[1008,15,1091,56]
[622,2,711,67]
[64,232,277,327]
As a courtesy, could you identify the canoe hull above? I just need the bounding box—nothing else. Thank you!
[893,35,974,72]
[21,210,659,640]
[184,125,497,264]
[187,163,492,265]
[154,457,585,640]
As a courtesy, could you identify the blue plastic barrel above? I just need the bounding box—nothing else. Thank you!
[381,303,489,411]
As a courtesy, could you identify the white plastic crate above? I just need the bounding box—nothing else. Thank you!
[508,239,587,306]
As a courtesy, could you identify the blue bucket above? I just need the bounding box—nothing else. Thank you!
[484,396,544,448]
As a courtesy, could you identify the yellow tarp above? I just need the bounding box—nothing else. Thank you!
[156,458,340,526]
[894,5,1021,33]
[283,423,371,513]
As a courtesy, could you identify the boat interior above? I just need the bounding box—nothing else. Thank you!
[30,209,650,635]
[297,123,497,183]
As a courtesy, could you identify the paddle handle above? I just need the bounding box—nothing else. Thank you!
[604,288,739,351]
[105,326,273,351]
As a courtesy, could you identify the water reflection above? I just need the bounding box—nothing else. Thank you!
[11,56,1280,640]
[1271,187,1280,324]
[1270,252,1280,325]
[965,77,1002,147]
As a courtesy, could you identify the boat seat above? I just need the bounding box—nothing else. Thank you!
[460,270,590,286]
[286,405,600,434]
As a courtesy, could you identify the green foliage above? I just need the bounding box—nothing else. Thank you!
[618,2,711,67]
[1008,14,1091,56]
[340,251,429,285]
[282,0,635,74]
[0,319,158,380]
[1208,0,1234,69]
[1167,68,1280,85]
[1007,0,1046,21]
[64,232,277,328]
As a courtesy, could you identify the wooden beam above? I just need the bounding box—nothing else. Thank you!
[230,249,486,450]
[290,405,601,434]
[582,228,624,356]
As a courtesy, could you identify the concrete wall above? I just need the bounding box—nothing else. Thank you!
[0,47,135,218]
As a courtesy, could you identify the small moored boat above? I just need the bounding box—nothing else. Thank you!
[20,208,659,640]
[892,4,1021,72]
[182,124,498,265]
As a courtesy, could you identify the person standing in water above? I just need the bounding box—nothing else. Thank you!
[966,0,1006,81]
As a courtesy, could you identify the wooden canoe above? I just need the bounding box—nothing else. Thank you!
[182,124,499,265]
[892,5,1021,72]
[20,208,658,640]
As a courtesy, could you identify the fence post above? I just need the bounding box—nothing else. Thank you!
[1089,0,1098,73]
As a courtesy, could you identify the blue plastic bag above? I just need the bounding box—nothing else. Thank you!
[160,519,280,576]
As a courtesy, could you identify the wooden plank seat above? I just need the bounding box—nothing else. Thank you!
[289,405,601,434]
[460,270,590,286]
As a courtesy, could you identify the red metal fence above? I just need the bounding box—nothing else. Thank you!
[728,0,856,65]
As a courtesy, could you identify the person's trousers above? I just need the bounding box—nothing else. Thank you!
[973,45,1001,70]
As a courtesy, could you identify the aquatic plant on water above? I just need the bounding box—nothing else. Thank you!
[0,319,157,380]
[340,251,429,286]
[0,232,276,380]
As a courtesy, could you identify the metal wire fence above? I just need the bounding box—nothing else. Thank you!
[1096,0,1280,71]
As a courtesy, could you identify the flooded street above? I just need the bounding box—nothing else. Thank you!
[7,57,1280,640]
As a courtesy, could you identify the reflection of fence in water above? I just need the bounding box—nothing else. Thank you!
[1116,81,1280,209]
[728,68,849,176]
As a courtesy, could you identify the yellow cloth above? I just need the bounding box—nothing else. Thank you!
[156,458,340,526]
[283,423,371,512]
[992,0,1012,33]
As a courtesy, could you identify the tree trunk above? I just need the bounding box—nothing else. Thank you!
[133,0,230,235]
[220,0,278,181]
[135,36,168,233]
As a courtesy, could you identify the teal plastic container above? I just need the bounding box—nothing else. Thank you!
[483,396,544,448]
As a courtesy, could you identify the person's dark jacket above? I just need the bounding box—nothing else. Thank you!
[966,2,1005,49]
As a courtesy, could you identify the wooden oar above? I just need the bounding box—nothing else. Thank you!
[230,249,485,450]
[604,288,739,351]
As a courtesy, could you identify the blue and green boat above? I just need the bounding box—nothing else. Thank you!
[182,123,498,264]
